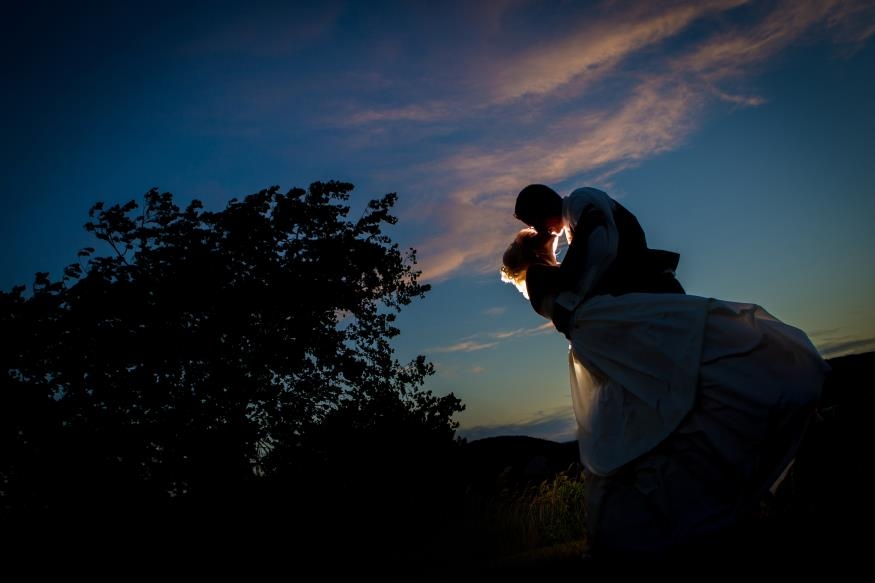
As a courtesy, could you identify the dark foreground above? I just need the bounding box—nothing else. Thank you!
[2,352,867,578]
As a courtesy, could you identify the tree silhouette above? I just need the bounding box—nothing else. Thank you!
[0,182,464,538]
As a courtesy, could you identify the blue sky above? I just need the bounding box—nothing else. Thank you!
[3,0,874,442]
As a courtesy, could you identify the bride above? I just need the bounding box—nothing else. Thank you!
[501,227,829,560]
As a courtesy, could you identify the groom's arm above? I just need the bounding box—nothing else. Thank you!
[558,205,617,299]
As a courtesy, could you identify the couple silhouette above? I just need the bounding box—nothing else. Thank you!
[502,184,829,561]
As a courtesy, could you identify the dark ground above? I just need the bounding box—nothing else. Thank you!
[2,352,868,579]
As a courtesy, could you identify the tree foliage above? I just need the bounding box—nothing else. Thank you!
[0,181,464,522]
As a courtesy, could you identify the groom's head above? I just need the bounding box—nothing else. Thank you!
[514,184,564,235]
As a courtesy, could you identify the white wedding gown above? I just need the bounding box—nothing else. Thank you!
[567,292,829,554]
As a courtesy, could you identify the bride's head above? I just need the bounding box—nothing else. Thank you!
[500,227,558,298]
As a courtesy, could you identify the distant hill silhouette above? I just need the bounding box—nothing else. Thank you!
[447,350,870,572]
[458,350,871,499]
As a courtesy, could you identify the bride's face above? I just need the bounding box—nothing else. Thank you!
[532,233,559,264]
[544,216,565,237]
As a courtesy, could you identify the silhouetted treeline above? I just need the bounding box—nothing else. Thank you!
[0,182,466,562]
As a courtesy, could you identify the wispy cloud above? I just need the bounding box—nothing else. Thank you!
[809,329,875,359]
[671,0,852,85]
[825,1,875,50]
[404,0,873,283]
[344,103,453,125]
[491,323,555,339]
[427,322,553,353]
[486,0,750,102]
[459,405,577,443]
[483,306,507,316]
[428,340,499,353]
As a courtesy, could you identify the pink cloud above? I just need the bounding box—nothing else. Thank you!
[415,79,703,282]
[487,0,750,102]
[406,0,871,283]
[427,340,499,353]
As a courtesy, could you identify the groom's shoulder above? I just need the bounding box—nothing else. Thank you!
[568,186,610,200]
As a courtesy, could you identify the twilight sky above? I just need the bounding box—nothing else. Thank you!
[3,0,874,442]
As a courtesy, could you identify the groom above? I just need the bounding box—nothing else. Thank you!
[514,184,684,333]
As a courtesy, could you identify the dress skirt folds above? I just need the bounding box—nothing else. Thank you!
[567,293,829,556]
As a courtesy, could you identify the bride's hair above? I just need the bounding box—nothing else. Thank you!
[500,228,558,299]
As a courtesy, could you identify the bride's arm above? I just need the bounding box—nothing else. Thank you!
[527,279,575,338]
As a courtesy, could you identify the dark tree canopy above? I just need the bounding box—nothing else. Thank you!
[0,181,464,529]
